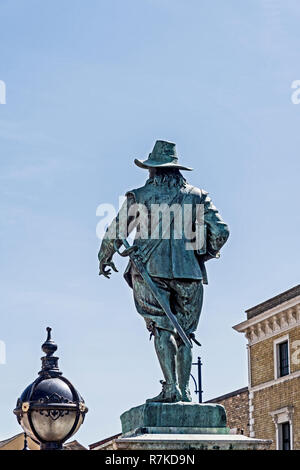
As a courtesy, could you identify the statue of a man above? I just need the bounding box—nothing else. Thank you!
[98,140,229,403]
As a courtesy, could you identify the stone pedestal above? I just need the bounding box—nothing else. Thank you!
[94,402,272,451]
[96,432,272,450]
[121,402,229,436]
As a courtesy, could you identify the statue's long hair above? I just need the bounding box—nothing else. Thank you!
[146,168,187,188]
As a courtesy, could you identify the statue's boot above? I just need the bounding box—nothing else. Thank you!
[162,383,182,402]
[146,381,182,403]
[180,386,192,402]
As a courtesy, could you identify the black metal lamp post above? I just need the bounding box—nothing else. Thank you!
[14,327,88,450]
[190,356,203,403]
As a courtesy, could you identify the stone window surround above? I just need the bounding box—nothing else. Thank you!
[270,406,294,450]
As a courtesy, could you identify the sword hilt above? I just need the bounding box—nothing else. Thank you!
[114,239,138,258]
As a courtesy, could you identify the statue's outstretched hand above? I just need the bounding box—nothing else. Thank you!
[99,258,118,279]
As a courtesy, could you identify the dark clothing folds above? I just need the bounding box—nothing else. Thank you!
[132,267,203,334]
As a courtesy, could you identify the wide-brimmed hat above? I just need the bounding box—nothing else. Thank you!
[134,140,193,171]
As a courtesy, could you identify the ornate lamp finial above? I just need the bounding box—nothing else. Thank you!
[39,327,61,376]
[41,327,57,357]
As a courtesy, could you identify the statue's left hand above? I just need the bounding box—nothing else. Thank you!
[99,259,118,279]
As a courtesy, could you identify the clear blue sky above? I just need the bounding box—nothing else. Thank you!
[1,0,300,447]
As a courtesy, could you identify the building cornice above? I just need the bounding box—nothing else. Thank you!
[233,298,300,345]
[246,285,300,320]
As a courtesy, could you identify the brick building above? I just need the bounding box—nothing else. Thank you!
[207,387,249,436]
[232,284,300,450]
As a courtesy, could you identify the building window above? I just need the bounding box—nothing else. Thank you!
[279,422,291,450]
[274,335,290,380]
[278,342,289,377]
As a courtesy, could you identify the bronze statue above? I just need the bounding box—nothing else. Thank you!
[98,140,229,403]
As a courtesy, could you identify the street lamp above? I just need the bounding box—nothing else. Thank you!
[14,327,88,450]
[190,356,203,403]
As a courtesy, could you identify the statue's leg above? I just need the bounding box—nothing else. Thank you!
[170,280,204,402]
[176,340,193,402]
[146,328,181,403]
[131,269,182,402]
[154,328,177,385]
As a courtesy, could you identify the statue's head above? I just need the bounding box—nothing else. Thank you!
[147,167,187,188]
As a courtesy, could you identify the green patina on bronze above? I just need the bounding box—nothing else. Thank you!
[120,402,228,436]
[98,140,229,404]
